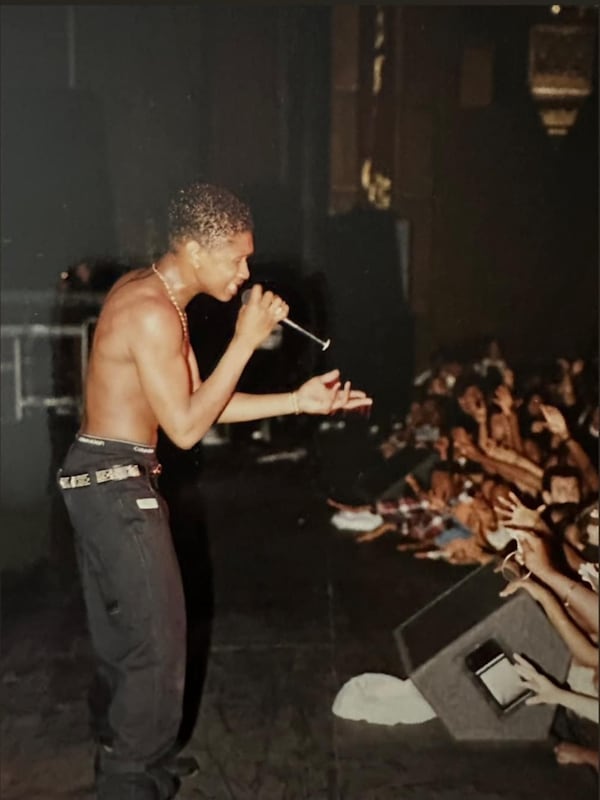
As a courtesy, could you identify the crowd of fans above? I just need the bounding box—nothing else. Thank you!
[327,338,598,770]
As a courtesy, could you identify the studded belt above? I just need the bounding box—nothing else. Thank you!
[59,463,161,489]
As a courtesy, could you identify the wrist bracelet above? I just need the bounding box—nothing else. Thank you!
[562,581,578,609]
[290,391,300,415]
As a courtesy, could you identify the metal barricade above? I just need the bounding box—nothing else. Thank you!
[1,290,103,423]
[1,320,97,421]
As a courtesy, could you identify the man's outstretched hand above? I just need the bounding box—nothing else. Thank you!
[296,369,373,415]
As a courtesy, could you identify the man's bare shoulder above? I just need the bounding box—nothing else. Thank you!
[98,269,181,348]
[103,267,155,308]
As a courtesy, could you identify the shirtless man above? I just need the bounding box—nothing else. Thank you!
[58,183,372,800]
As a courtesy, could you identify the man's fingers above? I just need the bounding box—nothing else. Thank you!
[259,290,275,307]
[318,369,341,387]
[247,283,263,303]
[341,397,373,410]
[342,380,351,405]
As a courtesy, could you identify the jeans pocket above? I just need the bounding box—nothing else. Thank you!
[113,479,168,532]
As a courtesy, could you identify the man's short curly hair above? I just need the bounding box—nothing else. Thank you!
[167,182,253,250]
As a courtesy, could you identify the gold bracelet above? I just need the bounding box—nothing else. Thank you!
[562,581,578,609]
[290,391,300,415]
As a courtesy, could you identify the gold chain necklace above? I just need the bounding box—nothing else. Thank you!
[151,264,189,342]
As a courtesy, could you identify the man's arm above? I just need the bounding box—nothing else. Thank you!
[217,391,301,423]
[133,294,371,448]
[218,370,372,423]
[463,444,542,494]
[133,301,260,449]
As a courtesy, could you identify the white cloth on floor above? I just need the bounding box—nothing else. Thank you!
[330,510,384,531]
[332,673,437,725]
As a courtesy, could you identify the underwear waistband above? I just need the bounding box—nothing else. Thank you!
[76,433,156,456]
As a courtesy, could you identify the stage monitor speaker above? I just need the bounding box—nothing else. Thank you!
[393,565,571,741]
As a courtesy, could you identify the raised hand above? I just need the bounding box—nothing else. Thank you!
[512,654,561,706]
[296,369,373,416]
[494,491,544,530]
[494,385,514,416]
[571,359,585,377]
[511,529,554,577]
[539,404,569,441]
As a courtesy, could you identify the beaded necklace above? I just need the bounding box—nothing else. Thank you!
[151,264,189,342]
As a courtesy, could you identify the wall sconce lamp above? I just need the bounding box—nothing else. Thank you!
[528,8,596,137]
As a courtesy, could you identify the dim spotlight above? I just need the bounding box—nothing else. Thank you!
[550,5,561,14]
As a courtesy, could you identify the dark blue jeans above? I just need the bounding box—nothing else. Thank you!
[59,435,186,800]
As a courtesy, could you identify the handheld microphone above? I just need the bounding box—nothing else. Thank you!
[241,289,331,351]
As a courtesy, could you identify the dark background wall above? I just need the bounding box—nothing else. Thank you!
[1,4,597,362]
[389,5,598,364]
[1,5,330,286]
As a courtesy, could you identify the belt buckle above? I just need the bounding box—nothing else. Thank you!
[60,473,91,489]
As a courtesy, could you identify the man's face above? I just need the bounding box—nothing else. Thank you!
[547,476,581,506]
[200,230,254,301]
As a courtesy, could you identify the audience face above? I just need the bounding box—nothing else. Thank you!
[576,502,599,547]
[487,340,502,360]
[421,397,442,427]
[526,393,544,420]
[429,470,454,507]
[522,437,543,465]
[544,475,581,506]
[429,375,448,395]
[458,385,484,418]
[451,426,473,458]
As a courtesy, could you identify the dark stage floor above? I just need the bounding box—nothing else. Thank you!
[1,438,597,799]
